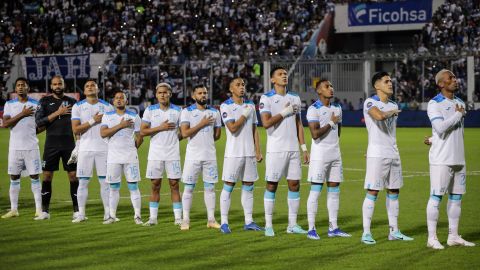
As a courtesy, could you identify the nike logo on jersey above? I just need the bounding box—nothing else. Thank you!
[193,114,199,117]
[233,108,237,111]
[49,103,55,105]
[446,107,451,110]
[274,100,279,103]
[322,112,327,115]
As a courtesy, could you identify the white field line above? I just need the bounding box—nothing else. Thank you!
[58,170,480,203]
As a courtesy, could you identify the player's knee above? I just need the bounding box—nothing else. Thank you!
[127,182,139,191]
[10,175,20,180]
[242,184,254,192]
[287,181,300,192]
[387,188,399,194]
[42,173,53,182]
[448,194,462,201]
[184,184,195,193]
[169,180,179,190]
[265,182,278,192]
[30,174,39,179]
[110,183,121,190]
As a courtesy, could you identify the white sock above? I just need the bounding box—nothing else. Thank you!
[149,202,159,220]
[447,194,462,237]
[264,190,275,228]
[77,178,90,216]
[362,193,377,234]
[241,184,254,225]
[128,183,141,218]
[427,195,441,239]
[220,184,233,225]
[98,177,110,217]
[182,184,195,222]
[109,183,120,218]
[386,193,399,233]
[288,191,300,227]
[204,183,216,221]
[9,179,20,211]
[173,202,182,220]
[307,185,322,231]
[30,178,42,213]
[327,186,340,230]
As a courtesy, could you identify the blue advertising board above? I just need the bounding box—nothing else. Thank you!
[25,54,90,81]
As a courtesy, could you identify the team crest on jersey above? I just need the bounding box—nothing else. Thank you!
[222,112,227,118]
[259,103,264,109]
[367,102,373,108]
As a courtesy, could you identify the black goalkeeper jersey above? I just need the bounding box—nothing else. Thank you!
[36,94,77,149]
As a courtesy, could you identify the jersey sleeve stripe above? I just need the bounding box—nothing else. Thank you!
[430,116,444,122]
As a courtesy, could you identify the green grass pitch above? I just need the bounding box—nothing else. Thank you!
[0,127,479,269]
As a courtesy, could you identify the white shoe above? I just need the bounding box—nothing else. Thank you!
[447,235,476,247]
[174,218,182,226]
[427,238,445,250]
[34,212,50,220]
[72,215,87,223]
[143,219,157,226]
[103,217,119,224]
[134,216,143,225]
[2,209,19,219]
[72,212,79,220]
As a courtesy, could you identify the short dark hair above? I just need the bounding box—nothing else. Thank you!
[371,71,390,88]
[85,78,97,85]
[229,77,244,88]
[270,66,287,78]
[192,84,206,93]
[15,77,29,86]
[113,90,126,98]
[315,79,329,89]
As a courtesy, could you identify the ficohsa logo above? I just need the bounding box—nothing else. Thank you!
[353,4,367,23]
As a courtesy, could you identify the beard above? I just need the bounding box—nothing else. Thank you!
[52,88,64,96]
[195,98,207,106]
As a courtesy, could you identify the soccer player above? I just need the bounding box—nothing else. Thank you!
[141,83,183,226]
[219,78,263,234]
[425,69,475,249]
[305,79,351,240]
[2,77,42,219]
[361,71,413,244]
[179,84,222,230]
[34,75,79,220]
[259,67,309,237]
[101,90,143,224]
[71,79,113,222]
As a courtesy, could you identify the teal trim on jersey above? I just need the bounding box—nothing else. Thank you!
[98,99,110,106]
[110,183,121,190]
[30,178,40,184]
[6,98,19,104]
[125,109,137,117]
[430,195,442,201]
[207,105,218,112]
[184,183,195,190]
[327,186,340,193]
[148,104,160,110]
[366,193,377,201]
[449,194,462,201]
[172,202,182,209]
[264,190,276,200]
[245,99,254,105]
[187,104,197,111]
[10,180,20,185]
[149,202,159,208]
[106,111,116,115]
[372,95,380,101]
[264,90,276,97]
[27,97,40,105]
[204,182,215,189]
[223,184,234,193]
[79,177,90,181]
[127,182,139,191]
[387,193,399,200]
[98,176,106,181]
[288,191,300,199]
[224,98,234,105]
[312,100,323,109]
[311,184,323,192]
[76,99,87,105]
[242,185,254,191]
[287,91,299,97]
[170,104,181,111]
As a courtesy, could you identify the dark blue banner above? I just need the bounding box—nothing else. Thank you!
[25,54,90,81]
[348,0,432,26]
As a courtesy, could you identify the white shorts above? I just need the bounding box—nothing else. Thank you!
[307,158,343,183]
[146,160,182,179]
[364,157,403,190]
[106,163,141,183]
[265,151,301,182]
[182,160,218,184]
[222,157,258,183]
[430,165,466,195]
[77,151,107,178]
[8,149,42,175]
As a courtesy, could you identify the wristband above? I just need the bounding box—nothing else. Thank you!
[328,121,335,128]
[301,144,307,152]
[88,119,96,126]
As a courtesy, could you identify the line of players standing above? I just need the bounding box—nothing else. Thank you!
[1,68,474,249]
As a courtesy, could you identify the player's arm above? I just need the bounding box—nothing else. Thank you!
[100,117,133,138]
[309,112,341,140]
[296,113,309,164]
[224,105,253,133]
[140,120,175,137]
[180,116,213,138]
[213,126,221,141]
[72,112,103,134]
[2,105,34,128]
[253,124,263,162]
[36,101,71,128]
[368,107,401,121]
[135,132,143,148]
[430,104,465,136]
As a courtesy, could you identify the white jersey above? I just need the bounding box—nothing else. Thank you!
[259,89,301,153]
[306,100,342,161]
[180,104,221,161]
[142,103,181,161]
[427,93,465,165]
[101,109,141,164]
[4,98,39,151]
[71,99,114,152]
[363,95,400,159]
[220,98,257,157]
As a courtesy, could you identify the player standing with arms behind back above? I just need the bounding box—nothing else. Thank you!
[259,67,309,237]
[219,78,263,234]
[2,78,42,219]
[361,71,413,245]
[425,69,475,249]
